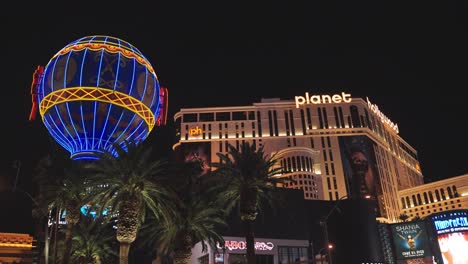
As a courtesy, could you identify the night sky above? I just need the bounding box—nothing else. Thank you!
[0,2,465,190]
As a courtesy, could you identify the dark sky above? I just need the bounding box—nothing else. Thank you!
[0,2,466,186]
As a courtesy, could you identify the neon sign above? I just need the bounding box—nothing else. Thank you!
[295,92,352,108]
[434,216,468,234]
[366,97,399,134]
[189,126,202,137]
[217,240,274,251]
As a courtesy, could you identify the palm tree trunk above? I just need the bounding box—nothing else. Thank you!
[243,220,256,264]
[60,223,74,264]
[119,242,131,264]
[173,248,193,264]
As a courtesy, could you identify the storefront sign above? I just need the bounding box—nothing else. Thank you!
[217,240,275,251]
[295,92,352,108]
[189,126,202,137]
[366,97,399,134]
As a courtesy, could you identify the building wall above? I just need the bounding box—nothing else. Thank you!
[174,95,423,223]
[398,174,468,220]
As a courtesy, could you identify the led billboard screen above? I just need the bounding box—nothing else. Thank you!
[391,221,432,260]
[431,210,468,264]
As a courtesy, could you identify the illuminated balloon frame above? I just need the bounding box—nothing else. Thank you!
[35,36,167,160]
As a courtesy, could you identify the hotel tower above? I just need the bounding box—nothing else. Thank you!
[173,92,423,223]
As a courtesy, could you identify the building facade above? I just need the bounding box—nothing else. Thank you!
[398,174,468,220]
[173,92,423,223]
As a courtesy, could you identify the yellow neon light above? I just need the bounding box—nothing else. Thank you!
[39,87,155,131]
[0,243,34,248]
[50,43,157,77]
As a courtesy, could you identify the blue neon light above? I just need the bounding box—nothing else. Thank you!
[39,36,162,160]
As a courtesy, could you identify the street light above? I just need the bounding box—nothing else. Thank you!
[320,195,348,264]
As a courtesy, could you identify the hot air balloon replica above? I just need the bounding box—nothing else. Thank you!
[29,36,168,160]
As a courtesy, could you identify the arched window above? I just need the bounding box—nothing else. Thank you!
[440,188,446,200]
[401,197,407,209]
[428,191,434,203]
[453,185,459,197]
[423,192,429,204]
[435,190,440,201]
[406,196,411,207]
[447,187,453,199]
[412,195,417,206]
[417,194,422,205]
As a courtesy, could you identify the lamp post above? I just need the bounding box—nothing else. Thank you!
[320,195,348,264]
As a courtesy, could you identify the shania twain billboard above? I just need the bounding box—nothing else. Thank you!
[429,210,468,264]
[391,221,434,264]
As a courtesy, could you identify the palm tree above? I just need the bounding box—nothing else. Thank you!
[34,153,90,264]
[211,142,285,264]
[139,160,227,264]
[85,140,175,264]
[398,213,409,222]
[66,216,117,264]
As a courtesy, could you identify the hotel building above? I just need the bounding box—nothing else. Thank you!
[398,174,468,220]
[173,92,423,223]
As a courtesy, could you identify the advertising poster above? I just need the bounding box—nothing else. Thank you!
[431,210,468,264]
[391,222,432,261]
[175,142,212,175]
[339,136,383,215]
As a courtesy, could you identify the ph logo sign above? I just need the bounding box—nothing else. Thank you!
[189,126,202,137]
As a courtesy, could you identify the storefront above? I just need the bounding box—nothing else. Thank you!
[189,236,309,264]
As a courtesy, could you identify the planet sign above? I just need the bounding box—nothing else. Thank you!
[32,36,168,160]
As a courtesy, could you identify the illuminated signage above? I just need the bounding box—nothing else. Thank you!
[391,222,432,260]
[366,97,399,134]
[189,126,202,137]
[434,216,468,234]
[295,92,352,108]
[217,240,274,251]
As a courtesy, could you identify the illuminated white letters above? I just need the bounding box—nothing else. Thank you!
[217,240,275,251]
[295,92,352,108]
[366,97,399,134]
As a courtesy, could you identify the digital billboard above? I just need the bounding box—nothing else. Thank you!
[431,210,468,264]
[391,221,433,261]
[175,142,212,175]
[339,136,384,216]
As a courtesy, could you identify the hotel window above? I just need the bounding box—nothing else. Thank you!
[199,113,214,122]
[453,185,459,197]
[289,110,295,135]
[321,137,325,148]
[219,142,222,152]
[338,107,345,127]
[268,111,273,136]
[216,112,230,121]
[327,137,331,147]
[401,197,406,209]
[350,105,361,128]
[412,195,417,206]
[435,190,440,201]
[331,163,335,175]
[406,196,411,207]
[423,192,429,204]
[322,107,329,129]
[232,111,247,120]
[417,194,422,205]
[248,111,255,120]
[300,109,307,135]
[323,150,327,161]
[329,150,334,161]
[257,111,262,137]
[306,108,312,129]
[447,187,453,198]
[318,108,324,129]
[284,111,290,136]
[301,156,306,171]
[334,107,340,128]
[278,246,308,264]
[364,109,373,130]
[183,113,198,122]
[440,189,446,200]
[273,110,279,136]
[327,177,331,189]
[325,164,329,175]
[333,177,337,189]
[310,138,315,148]
[428,191,434,203]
